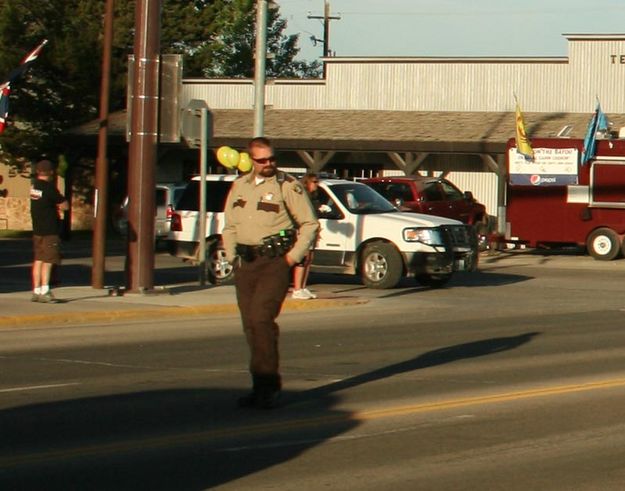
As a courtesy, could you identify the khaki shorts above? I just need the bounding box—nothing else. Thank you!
[33,235,62,264]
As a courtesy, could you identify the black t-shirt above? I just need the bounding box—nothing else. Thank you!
[30,178,66,236]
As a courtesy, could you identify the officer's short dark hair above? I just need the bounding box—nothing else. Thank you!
[248,136,274,153]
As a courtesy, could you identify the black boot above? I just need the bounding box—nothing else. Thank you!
[238,373,282,409]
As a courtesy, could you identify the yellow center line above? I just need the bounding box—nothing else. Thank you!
[4,376,625,468]
[353,377,625,420]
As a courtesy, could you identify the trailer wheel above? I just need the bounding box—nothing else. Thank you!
[586,228,621,261]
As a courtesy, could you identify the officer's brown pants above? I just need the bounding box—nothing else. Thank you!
[234,255,291,389]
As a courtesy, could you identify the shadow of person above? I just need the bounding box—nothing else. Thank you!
[0,388,357,490]
[301,331,541,402]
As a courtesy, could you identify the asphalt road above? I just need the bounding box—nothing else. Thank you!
[2,248,625,489]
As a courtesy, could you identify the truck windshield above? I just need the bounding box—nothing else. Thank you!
[331,183,397,215]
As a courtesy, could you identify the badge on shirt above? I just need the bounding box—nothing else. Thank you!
[262,192,274,201]
[293,184,303,194]
[233,196,246,208]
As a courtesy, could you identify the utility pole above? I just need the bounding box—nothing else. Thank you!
[307,0,341,58]
[91,0,115,289]
[126,0,162,293]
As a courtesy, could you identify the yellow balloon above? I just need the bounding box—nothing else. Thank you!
[226,147,240,168]
[216,146,234,168]
[238,152,252,173]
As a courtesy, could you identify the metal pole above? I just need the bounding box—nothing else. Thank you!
[253,0,268,137]
[197,107,208,285]
[126,0,161,292]
[92,0,114,289]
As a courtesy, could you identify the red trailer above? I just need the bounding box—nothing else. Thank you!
[506,137,625,260]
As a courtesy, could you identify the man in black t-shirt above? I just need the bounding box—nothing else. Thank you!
[30,160,68,303]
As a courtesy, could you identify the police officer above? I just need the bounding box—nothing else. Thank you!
[222,137,319,409]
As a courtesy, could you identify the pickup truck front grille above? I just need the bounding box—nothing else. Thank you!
[441,225,475,249]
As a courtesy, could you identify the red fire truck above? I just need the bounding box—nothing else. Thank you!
[506,137,625,260]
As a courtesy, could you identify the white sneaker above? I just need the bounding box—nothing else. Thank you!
[291,288,316,300]
[302,288,317,299]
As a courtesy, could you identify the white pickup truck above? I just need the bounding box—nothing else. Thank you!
[168,176,477,289]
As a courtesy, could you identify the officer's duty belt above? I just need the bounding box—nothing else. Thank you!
[236,244,265,261]
[237,229,297,261]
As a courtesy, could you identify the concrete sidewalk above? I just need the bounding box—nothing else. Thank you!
[0,284,369,328]
[0,236,368,328]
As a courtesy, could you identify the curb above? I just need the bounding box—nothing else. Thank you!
[0,297,369,329]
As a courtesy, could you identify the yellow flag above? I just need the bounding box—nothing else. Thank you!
[515,98,534,160]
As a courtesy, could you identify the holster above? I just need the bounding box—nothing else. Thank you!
[261,229,297,258]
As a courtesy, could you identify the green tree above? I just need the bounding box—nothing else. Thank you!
[206,0,321,78]
[0,0,110,163]
[0,0,319,167]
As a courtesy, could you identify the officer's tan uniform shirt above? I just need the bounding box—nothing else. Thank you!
[222,172,319,264]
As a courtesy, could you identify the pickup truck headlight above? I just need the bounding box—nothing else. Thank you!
[403,227,445,246]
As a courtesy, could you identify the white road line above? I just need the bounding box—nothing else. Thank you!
[0,382,81,393]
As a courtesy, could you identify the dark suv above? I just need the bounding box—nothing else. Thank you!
[362,176,488,229]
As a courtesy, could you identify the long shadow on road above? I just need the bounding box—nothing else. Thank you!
[0,332,539,489]
[0,388,355,490]
[299,332,541,404]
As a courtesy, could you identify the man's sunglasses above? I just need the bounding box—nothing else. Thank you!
[252,156,276,164]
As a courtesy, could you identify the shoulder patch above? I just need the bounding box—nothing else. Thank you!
[292,183,304,194]
[278,171,296,183]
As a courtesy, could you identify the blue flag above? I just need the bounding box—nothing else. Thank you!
[581,100,609,165]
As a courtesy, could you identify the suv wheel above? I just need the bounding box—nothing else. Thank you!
[360,242,403,289]
[207,242,235,285]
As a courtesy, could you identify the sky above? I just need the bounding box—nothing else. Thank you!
[277,0,625,61]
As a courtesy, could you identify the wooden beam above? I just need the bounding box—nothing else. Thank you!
[480,153,508,237]
[296,150,336,173]
[387,152,429,175]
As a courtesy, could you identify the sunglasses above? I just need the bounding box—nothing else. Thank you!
[252,156,276,164]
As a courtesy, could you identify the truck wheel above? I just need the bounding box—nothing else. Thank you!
[586,228,621,261]
[416,273,452,288]
[360,242,403,289]
[207,242,235,285]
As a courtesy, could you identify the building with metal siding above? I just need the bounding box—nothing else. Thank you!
[181,79,327,110]
[182,35,625,114]
[325,58,571,112]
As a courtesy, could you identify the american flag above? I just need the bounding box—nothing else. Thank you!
[0,39,48,134]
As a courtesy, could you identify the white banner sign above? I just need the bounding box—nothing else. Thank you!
[509,147,579,186]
